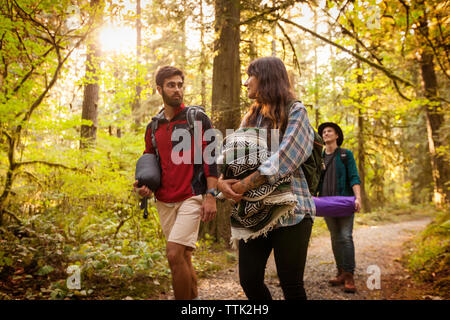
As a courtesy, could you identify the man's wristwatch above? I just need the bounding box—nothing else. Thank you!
[206,188,219,198]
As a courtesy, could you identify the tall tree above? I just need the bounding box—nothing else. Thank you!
[313,7,320,127]
[131,0,142,128]
[0,0,93,224]
[414,1,449,205]
[199,0,207,107]
[203,0,241,243]
[211,0,241,132]
[80,0,103,149]
[355,44,370,212]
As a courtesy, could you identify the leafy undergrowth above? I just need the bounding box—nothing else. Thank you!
[403,207,450,299]
[0,205,233,300]
[0,201,439,300]
[193,237,237,280]
[368,206,450,300]
[0,222,167,299]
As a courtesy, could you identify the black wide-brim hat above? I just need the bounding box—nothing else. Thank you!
[318,122,344,146]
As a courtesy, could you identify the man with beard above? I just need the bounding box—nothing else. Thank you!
[134,66,218,300]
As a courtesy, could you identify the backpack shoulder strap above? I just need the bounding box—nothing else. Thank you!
[150,108,164,163]
[186,105,206,133]
[150,119,160,163]
[185,106,207,168]
[339,148,348,166]
[338,148,350,182]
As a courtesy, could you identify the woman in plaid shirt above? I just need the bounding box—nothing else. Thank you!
[217,56,315,300]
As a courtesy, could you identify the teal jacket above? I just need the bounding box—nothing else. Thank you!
[318,148,361,196]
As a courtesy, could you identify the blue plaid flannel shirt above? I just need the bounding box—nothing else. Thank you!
[256,101,316,226]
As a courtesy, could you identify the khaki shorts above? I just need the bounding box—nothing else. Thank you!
[155,195,203,249]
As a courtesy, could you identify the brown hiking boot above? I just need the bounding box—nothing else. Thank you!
[328,269,345,286]
[343,272,357,293]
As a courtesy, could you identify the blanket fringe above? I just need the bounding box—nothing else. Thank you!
[230,204,295,249]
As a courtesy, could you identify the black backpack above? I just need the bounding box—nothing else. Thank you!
[137,105,206,219]
[287,101,325,196]
[150,105,206,164]
[301,130,325,196]
[322,148,348,169]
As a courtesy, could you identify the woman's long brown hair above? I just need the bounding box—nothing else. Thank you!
[242,56,295,134]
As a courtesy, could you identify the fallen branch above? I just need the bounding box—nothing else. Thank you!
[4,208,22,225]
[114,216,133,240]
[15,160,81,172]
[14,170,44,189]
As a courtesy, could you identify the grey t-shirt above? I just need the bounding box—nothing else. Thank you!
[321,151,337,196]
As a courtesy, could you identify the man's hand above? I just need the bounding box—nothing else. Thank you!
[201,194,217,222]
[217,176,243,203]
[354,197,361,212]
[134,180,153,198]
[352,185,362,213]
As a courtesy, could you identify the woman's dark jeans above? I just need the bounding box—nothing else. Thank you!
[238,217,313,300]
[324,214,355,274]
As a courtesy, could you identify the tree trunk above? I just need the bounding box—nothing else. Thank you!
[201,0,241,244]
[211,0,241,133]
[357,107,370,212]
[131,0,142,128]
[420,51,448,205]
[249,41,257,61]
[355,45,371,212]
[371,154,386,207]
[313,8,320,127]
[81,0,102,149]
[177,7,187,70]
[417,8,448,205]
[0,136,16,226]
[199,0,206,108]
[271,24,276,56]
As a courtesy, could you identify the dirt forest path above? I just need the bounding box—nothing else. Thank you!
[193,217,432,300]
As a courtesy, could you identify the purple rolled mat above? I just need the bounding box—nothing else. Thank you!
[313,196,356,217]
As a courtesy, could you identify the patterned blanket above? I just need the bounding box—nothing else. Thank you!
[218,128,297,243]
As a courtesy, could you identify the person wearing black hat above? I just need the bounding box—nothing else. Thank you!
[318,122,361,293]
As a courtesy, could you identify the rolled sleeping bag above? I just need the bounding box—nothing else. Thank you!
[135,153,161,191]
[135,153,161,219]
[313,196,356,217]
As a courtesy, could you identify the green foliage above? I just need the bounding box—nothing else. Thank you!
[192,239,236,278]
[406,208,450,297]
[1,0,448,300]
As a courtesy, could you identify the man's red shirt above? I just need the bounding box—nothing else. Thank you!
[144,104,218,203]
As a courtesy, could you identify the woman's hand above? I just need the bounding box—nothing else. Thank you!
[217,176,243,203]
[231,180,247,195]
